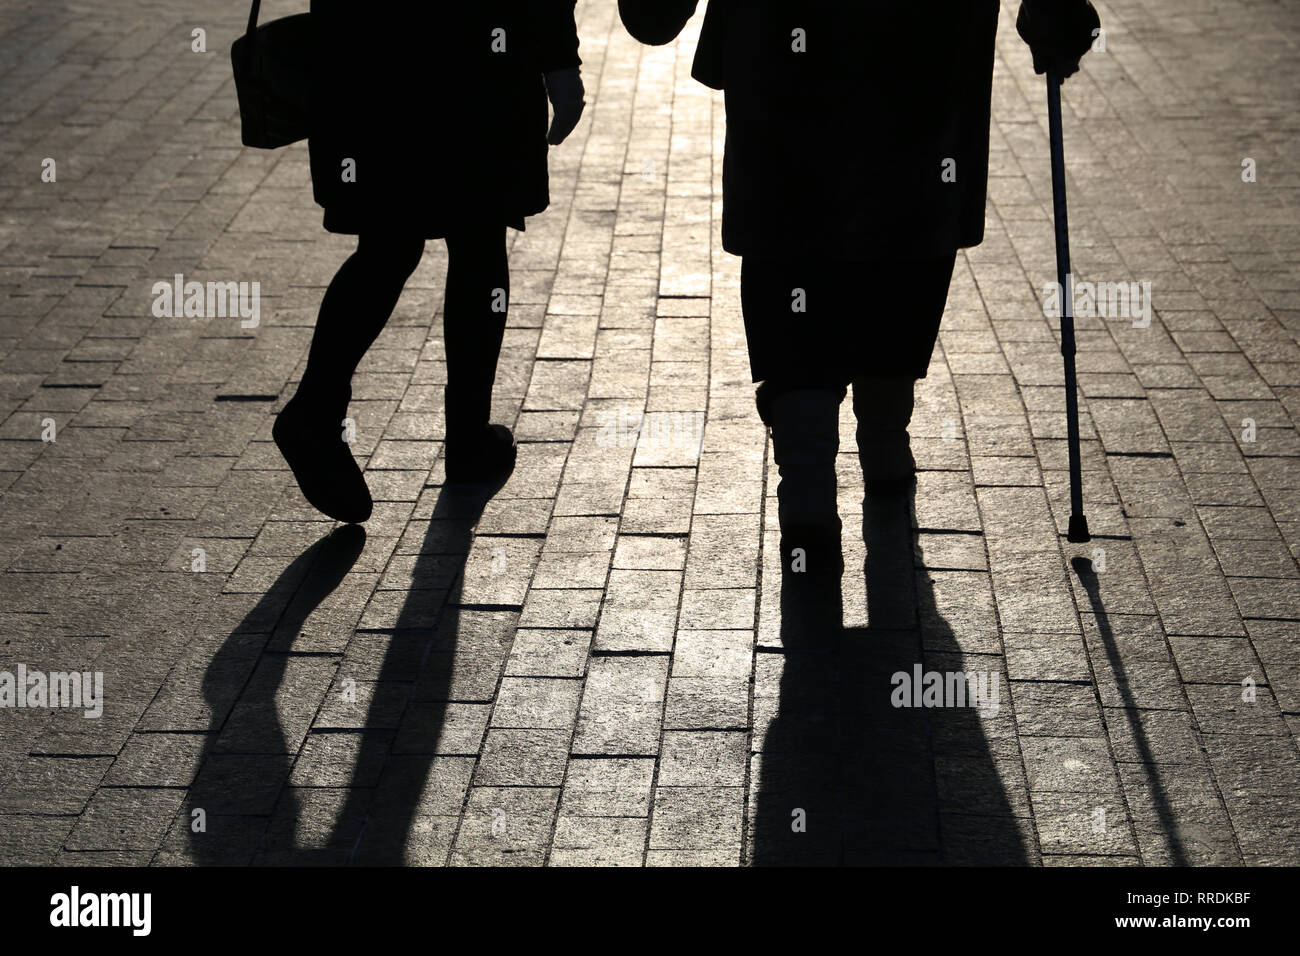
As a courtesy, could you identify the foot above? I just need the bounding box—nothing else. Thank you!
[272,398,372,523]
[444,423,517,483]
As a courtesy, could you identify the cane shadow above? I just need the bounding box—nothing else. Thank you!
[334,472,511,865]
[750,483,1030,865]
[189,524,366,866]
[1071,555,1187,865]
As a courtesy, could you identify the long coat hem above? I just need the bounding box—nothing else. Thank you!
[320,207,528,240]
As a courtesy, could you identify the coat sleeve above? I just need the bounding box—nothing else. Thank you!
[618,0,698,46]
[524,0,581,72]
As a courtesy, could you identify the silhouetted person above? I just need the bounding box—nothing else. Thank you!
[619,0,1100,574]
[274,3,585,523]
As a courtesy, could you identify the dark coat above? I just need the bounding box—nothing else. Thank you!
[309,1,580,238]
[619,0,1000,260]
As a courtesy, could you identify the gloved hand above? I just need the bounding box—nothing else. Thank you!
[544,67,585,145]
[1016,0,1102,80]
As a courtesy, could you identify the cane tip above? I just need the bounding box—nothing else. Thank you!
[1067,514,1091,543]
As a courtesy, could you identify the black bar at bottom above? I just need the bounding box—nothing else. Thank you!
[0,865,1283,940]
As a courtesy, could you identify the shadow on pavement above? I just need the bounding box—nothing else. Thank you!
[1071,555,1187,866]
[188,466,509,865]
[190,524,366,865]
[750,482,1030,865]
[337,475,508,864]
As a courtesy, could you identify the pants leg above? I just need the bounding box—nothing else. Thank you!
[297,233,425,418]
[852,376,915,433]
[848,254,953,483]
[443,225,509,442]
[852,375,917,482]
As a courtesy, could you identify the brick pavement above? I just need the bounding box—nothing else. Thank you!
[0,0,1298,866]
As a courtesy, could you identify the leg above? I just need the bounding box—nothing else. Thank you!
[758,380,846,578]
[852,375,917,490]
[742,255,847,577]
[276,233,424,522]
[442,224,508,440]
[441,224,516,482]
[296,233,425,419]
[852,252,955,492]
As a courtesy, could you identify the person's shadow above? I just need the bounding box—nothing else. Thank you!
[333,476,509,864]
[188,523,366,865]
[750,482,1030,865]
[188,470,509,865]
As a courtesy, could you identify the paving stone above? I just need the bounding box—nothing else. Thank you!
[914,531,988,571]
[572,656,668,755]
[412,610,517,701]
[102,732,206,787]
[1166,634,1260,684]
[663,677,749,730]
[1004,633,1092,682]
[65,786,185,852]
[677,588,755,629]
[474,729,570,786]
[1029,791,1137,857]
[362,696,467,751]
[504,629,591,678]
[450,786,558,865]
[594,569,681,652]
[491,677,583,730]
[657,731,747,787]
[0,814,76,865]
[1021,736,1122,795]
[0,755,112,814]
[1186,683,1290,736]
[519,588,603,629]
[549,816,647,866]
[671,630,752,679]
[1116,760,1244,865]
[363,755,476,821]
[1009,681,1106,739]
[649,787,744,851]
[561,758,655,817]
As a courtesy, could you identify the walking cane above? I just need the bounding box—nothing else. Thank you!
[1046,72,1090,543]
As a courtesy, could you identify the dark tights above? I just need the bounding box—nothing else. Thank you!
[296,227,509,441]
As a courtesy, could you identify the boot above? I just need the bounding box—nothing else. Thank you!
[273,391,373,524]
[444,423,517,483]
[442,323,515,483]
[853,376,917,495]
[761,384,844,578]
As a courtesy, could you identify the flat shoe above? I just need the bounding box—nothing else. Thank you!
[273,400,372,523]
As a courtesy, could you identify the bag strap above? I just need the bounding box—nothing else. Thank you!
[245,0,261,40]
